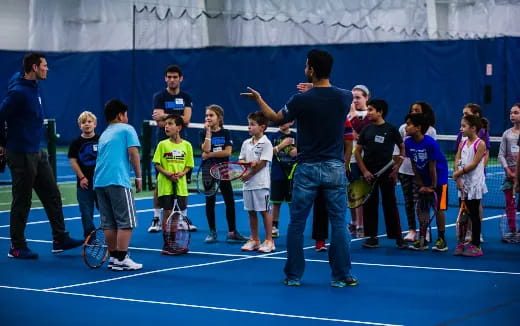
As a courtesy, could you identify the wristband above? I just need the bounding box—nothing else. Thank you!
[79,176,86,181]
[135,177,142,180]
[205,138,211,141]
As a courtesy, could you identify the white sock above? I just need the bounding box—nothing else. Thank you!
[154,208,161,218]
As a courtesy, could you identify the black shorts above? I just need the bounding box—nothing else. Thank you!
[158,195,188,211]
[270,179,292,203]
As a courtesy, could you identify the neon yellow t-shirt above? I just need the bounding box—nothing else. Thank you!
[152,139,194,197]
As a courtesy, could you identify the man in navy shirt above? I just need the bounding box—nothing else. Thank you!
[241,49,356,288]
[148,65,196,232]
[0,52,83,259]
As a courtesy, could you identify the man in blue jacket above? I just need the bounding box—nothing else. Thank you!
[0,52,83,259]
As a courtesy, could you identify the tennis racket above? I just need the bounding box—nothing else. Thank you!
[194,159,220,196]
[347,160,395,208]
[415,192,438,248]
[455,198,471,244]
[210,161,251,181]
[82,228,108,269]
[162,183,191,255]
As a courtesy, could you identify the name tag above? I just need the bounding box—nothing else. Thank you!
[213,146,222,152]
[374,135,385,143]
[93,144,98,152]
[512,145,519,154]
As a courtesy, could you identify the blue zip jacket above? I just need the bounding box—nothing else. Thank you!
[0,72,44,153]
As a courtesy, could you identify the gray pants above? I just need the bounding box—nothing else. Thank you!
[7,150,66,248]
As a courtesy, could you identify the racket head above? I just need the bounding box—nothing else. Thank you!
[347,178,372,208]
[163,209,191,255]
[82,228,108,269]
[210,162,249,181]
[195,160,220,196]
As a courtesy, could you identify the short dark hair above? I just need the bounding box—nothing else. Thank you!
[165,65,182,77]
[164,114,184,127]
[23,52,45,74]
[104,99,128,122]
[247,111,269,129]
[367,99,388,118]
[405,113,428,135]
[307,49,333,79]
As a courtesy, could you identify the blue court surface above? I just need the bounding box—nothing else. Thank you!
[0,192,519,326]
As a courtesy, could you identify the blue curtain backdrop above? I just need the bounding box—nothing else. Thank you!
[0,37,518,145]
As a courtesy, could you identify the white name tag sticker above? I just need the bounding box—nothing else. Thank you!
[175,98,184,105]
[512,145,519,154]
[213,146,222,152]
[374,135,385,143]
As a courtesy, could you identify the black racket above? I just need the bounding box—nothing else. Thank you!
[415,191,438,248]
[82,228,108,269]
[347,160,394,208]
[195,159,220,196]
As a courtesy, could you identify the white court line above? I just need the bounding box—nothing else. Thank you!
[0,285,401,326]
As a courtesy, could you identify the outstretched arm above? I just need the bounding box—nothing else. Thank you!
[240,87,285,124]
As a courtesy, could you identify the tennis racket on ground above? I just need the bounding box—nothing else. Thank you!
[209,161,251,181]
[347,160,395,208]
[163,184,191,255]
[194,159,220,196]
[415,192,438,247]
[82,228,108,269]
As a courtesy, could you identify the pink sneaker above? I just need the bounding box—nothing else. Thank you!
[315,240,327,252]
[453,242,465,256]
[462,244,483,257]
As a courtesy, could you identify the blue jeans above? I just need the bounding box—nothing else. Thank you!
[284,160,352,282]
[77,185,97,238]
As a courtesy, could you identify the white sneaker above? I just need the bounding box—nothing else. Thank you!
[185,217,198,232]
[241,239,260,251]
[147,218,161,233]
[107,256,116,270]
[111,255,143,271]
[272,226,279,238]
[258,240,276,253]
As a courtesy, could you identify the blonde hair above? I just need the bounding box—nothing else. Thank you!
[77,111,97,125]
[206,104,224,127]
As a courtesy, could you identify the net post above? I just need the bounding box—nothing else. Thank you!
[141,120,153,191]
[44,119,58,179]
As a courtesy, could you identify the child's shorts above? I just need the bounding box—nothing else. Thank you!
[95,186,137,229]
[158,195,188,211]
[270,179,292,203]
[243,188,270,212]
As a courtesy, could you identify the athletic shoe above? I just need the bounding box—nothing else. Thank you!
[315,240,327,252]
[480,234,484,243]
[8,245,38,259]
[241,239,261,251]
[226,231,248,243]
[283,278,301,286]
[453,242,465,256]
[432,238,448,252]
[502,232,518,243]
[258,240,276,253]
[185,217,197,232]
[330,276,358,288]
[362,237,379,248]
[356,227,364,238]
[404,230,417,242]
[52,234,83,253]
[462,244,483,257]
[396,238,408,249]
[111,255,143,271]
[205,231,218,243]
[409,239,428,251]
[147,217,161,233]
[107,256,115,270]
[272,226,280,238]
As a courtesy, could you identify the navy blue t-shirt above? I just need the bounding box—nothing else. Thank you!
[67,134,100,187]
[198,128,233,164]
[405,135,448,186]
[281,87,351,163]
[268,130,297,181]
[152,89,192,142]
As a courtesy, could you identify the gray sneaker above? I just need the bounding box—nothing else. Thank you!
[226,231,249,243]
[205,231,218,243]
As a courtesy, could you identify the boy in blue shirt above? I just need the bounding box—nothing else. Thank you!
[94,99,143,271]
[404,113,449,251]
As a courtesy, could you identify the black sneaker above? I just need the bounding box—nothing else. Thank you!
[362,237,379,248]
[8,245,38,259]
[52,234,84,253]
[396,238,408,249]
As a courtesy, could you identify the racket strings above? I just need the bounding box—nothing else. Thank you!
[164,213,190,253]
[83,229,108,268]
[210,163,247,181]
